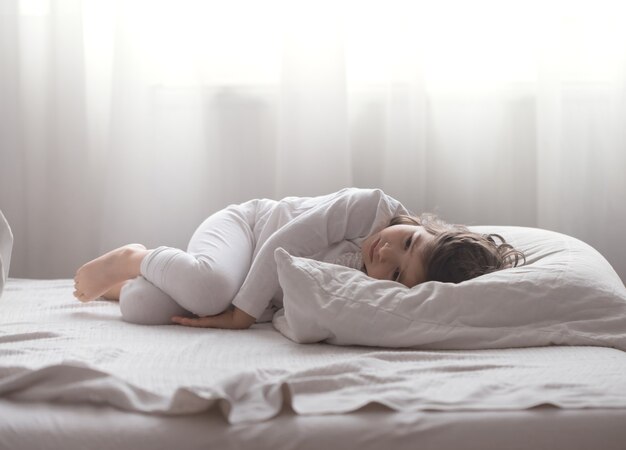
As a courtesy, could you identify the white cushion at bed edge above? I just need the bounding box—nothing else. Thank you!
[0,209,13,298]
[272,226,626,351]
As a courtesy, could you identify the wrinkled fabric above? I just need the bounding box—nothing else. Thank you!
[1,279,626,425]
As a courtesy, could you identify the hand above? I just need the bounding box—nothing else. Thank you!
[171,307,255,330]
[171,316,218,328]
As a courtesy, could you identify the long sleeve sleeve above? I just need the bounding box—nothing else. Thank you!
[231,188,410,319]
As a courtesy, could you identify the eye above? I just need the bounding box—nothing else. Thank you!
[393,269,400,281]
[405,235,412,250]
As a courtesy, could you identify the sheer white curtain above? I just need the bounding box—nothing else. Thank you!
[1,0,625,282]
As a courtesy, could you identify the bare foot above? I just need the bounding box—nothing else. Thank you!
[73,244,148,302]
[102,281,128,301]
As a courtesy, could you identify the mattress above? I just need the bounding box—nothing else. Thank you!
[2,400,626,450]
[1,278,626,450]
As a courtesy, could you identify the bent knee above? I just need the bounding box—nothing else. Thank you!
[120,277,189,325]
[178,264,238,317]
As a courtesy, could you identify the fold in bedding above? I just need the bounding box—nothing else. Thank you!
[1,279,626,424]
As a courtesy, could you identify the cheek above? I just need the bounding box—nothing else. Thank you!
[414,261,427,285]
[366,264,387,280]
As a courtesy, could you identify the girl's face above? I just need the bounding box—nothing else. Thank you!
[361,224,435,288]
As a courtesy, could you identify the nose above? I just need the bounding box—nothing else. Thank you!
[379,242,394,262]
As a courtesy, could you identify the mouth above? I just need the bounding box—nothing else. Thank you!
[369,237,380,263]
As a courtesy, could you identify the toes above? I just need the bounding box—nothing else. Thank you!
[73,290,87,302]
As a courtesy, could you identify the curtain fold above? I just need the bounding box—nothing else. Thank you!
[1,0,625,282]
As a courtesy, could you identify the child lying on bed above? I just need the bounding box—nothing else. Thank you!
[73,188,524,329]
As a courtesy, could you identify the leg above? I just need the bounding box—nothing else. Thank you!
[139,201,257,317]
[119,276,191,325]
[73,244,150,302]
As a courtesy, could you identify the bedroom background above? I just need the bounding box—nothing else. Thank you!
[0,0,624,283]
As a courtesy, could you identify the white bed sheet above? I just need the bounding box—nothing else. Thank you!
[2,400,626,450]
[1,278,626,448]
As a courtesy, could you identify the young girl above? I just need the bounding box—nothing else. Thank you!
[73,188,524,329]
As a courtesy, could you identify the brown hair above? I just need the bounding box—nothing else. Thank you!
[388,214,525,284]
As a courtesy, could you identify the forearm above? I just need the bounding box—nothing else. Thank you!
[172,307,256,329]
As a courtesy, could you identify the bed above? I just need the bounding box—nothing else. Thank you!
[2,277,626,450]
[2,215,626,449]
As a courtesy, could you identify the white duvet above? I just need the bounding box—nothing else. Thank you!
[1,279,626,424]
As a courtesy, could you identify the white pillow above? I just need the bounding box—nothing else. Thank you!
[0,209,13,298]
[272,226,626,351]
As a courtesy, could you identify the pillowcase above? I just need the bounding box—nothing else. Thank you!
[272,226,626,351]
[0,210,13,298]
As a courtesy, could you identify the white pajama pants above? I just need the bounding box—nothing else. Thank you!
[119,200,259,325]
